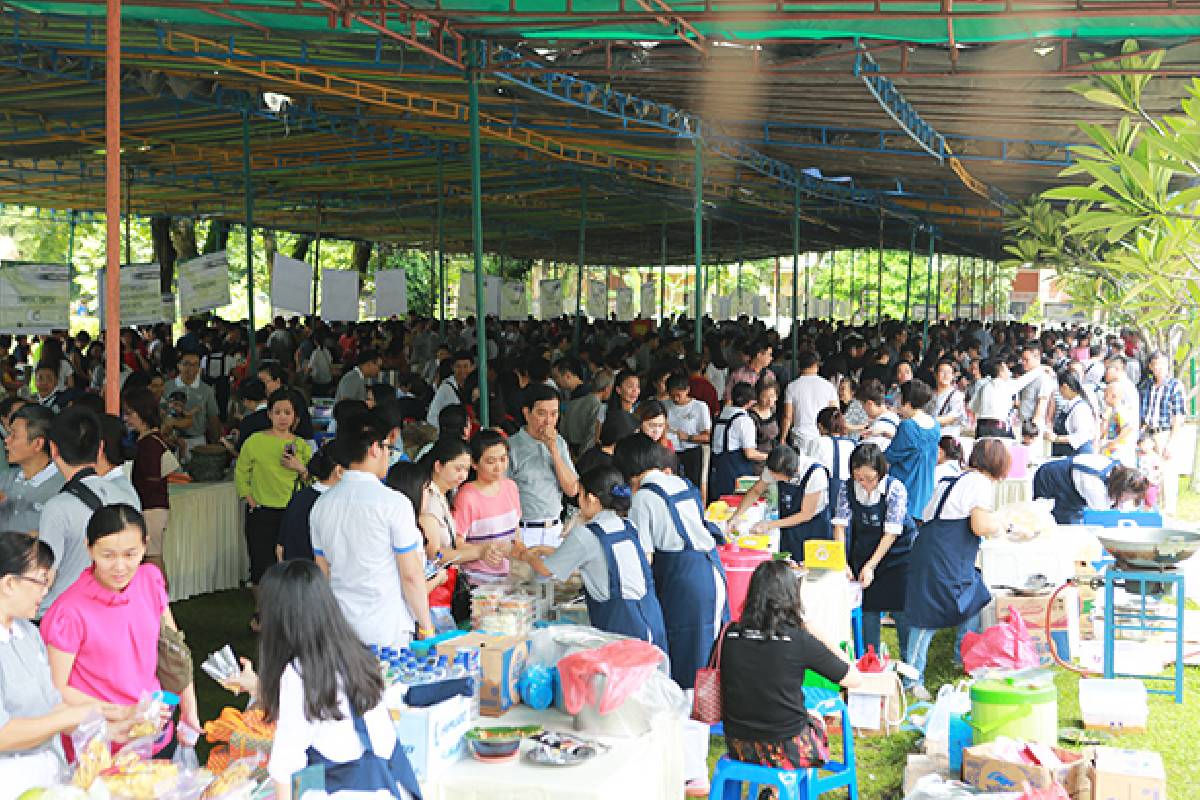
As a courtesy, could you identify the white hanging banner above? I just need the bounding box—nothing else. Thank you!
[485,275,502,317]
[161,293,176,324]
[501,279,527,321]
[0,262,70,334]
[98,264,163,325]
[586,280,607,319]
[271,253,313,315]
[458,270,477,317]
[539,279,563,319]
[177,251,230,315]
[375,269,408,318]
[320,269,360,322]
[615,287,635,322]
[640,280,657,318]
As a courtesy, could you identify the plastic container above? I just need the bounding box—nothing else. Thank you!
[718,543,773,621]
[968,677,1058,745]
[1078,678,1148,731]
[978,534,1077,589]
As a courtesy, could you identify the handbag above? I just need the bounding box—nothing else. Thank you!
[690,622,731,724]
[154,434,182,478]
[157,624,194,695]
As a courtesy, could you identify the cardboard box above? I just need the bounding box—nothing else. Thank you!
[436,633,529,717]
[983,589,1080,661]
[392,695,471,782]
[1091,747,1166,800]
[903,753,950,795]
[961,742,1089,800]
[846,671,903,736]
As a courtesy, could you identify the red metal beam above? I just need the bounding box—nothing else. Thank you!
[630,0,707,54]
[300,0,466,70]
[104,0,120,414]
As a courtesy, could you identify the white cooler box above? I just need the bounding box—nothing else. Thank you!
[978,527,1100,590]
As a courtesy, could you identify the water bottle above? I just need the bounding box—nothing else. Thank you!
[173,723,201,773]
[765,482,779,521]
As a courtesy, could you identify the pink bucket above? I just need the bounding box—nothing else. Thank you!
[718,544,772,621]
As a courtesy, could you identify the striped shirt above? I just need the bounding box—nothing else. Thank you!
[1141,378,1186,432]
[453,479,522,583]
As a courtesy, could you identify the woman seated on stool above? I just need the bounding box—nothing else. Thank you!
[719,560,861,785]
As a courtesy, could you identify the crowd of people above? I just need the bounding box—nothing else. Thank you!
[0,309,1188,797]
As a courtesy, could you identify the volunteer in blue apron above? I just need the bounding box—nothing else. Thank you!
[1046,369,1098,457]
[615,433,729,690]
[1032,454,1150,525]
[831,442,916,656]
[512,465,667,651]
[255,561,422,800]
[816,406,854,522]
[709,382,768,499]
[730,445,831,559]
[904,439,1011,700]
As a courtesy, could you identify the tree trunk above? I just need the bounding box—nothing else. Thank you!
[262,230,277,271]
[292,235,313,262]
[170,218,198,262]
[150,216,177,294]
[352,241,373,277]
[203,220,231,254]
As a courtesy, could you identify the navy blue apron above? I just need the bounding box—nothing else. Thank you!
[826,436,852,545]
[905,474,991,629]
[846,476,916,613]
[1032,457,1115,525]
[305,713,422,799]
[582,520,668,652]
[778,461,833,559]
[1051,399,1095,457]
[710,409,756,499]
[642,481,730,690]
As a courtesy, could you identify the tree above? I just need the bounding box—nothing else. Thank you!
[1004,40,1200,371]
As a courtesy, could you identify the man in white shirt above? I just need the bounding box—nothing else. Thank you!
[665,374,712,493]
[0,404,63,534]
[780,351,839,458]
[170,350,221,452]
[931,359,967,439]
[426,351,473,430]
[311,411,433,647]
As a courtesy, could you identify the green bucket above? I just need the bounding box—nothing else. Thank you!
[968,678,1058,745]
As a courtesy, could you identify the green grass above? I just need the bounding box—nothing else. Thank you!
[171,482,1200,795]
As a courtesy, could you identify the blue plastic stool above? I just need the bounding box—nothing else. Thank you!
[850,607,864,660]
[710,689,858,800]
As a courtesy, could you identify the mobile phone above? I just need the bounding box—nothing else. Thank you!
[284,442,296,457]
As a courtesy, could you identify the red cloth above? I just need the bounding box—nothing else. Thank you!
[689,375,720,420]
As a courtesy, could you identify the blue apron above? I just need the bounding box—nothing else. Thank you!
[778,461,833,559]
[709,409,756,499]
[1051,399,1094,457]
[846,476,916,613]
[305,713,422,799]
[642,481,730,690]
[905,474,992,629]
[582,520,668,652]
[827,436,853,519]
[1033,456,1115,525]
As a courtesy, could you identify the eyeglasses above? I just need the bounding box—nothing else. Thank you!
[14,573,50,589]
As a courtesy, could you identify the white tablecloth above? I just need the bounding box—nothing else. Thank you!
[164,480,247,602]
[422,707,684,800]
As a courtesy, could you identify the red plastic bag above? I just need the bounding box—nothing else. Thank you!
[1017,783,1070,800]
[856,644,888,673]
[557,639,665,715]
[960,607,1042,673]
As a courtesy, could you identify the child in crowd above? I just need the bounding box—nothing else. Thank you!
[935,435,965,483]
[1100,382,1137,466]
[1137,433,1163,510]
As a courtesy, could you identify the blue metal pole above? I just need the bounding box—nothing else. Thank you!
[575,178,587,352]
[467,42,489,427]
[791,186,800,375]
[243,103,257,375]
[436,145,446,338]
[693,136,703,354]
[903,227,915,323]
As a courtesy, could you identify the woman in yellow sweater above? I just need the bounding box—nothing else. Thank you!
[236,389,312,628]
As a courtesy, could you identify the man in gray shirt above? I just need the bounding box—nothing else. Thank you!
[0,405,63,534]
[507,384,579,548]
[335,349,383,404]
[168,350,221,451]
[38,407,142,616]
[1016,343,1055,437]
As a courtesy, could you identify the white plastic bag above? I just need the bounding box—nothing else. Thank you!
[904,774,1020,800]
[924,680,971,766]
[992,499,1056,541]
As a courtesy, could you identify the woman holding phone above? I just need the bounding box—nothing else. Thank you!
[235,389,312,629]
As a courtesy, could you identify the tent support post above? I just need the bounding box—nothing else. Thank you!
[659,220,667,321]
[829,249,835,321]
[791,187,800,376]
[876,207,884,327]
[243,103,257,375]
[437,145,446,338]
[313,202,322,316]
[103,0,121,413]
[574,178,587,353]
[903,227,915,323]
[923,232,935,351]
[692,136,703,354]
[467,42,489,427]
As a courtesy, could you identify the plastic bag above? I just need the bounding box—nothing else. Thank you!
[904,774,1020,800]
[960,608,1042,674]
[557,639,665,715]
[173,722,202,773]
[1017,785,1070,800]
[925,681,972,765]
[857,644,888,673]
[527,624,626,667]
[70,712,111,789]
[518,664,556,711]
[992,499,1056,542]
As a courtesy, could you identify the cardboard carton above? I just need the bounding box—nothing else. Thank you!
[392,695,471,782]
[982,589,1080,661]
[1091,747,1166,800]
[436,632,530,717]
[846,671,903,736]
[961,742,1089,800]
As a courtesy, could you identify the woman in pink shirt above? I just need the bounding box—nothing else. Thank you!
[453,430,520,585]
[42,504,200,752]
